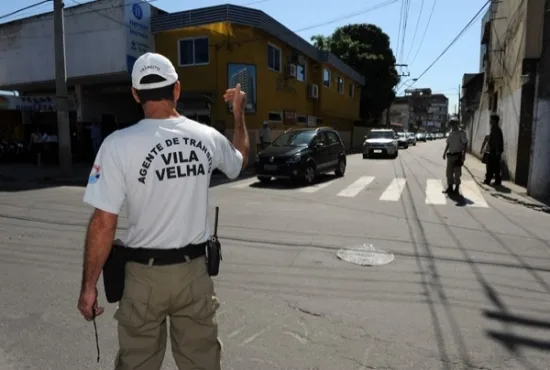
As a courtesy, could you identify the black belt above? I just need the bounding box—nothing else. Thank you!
[123,242,207,266]
[447,152,461,155]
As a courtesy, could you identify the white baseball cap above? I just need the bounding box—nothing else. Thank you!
[131,52,179,90]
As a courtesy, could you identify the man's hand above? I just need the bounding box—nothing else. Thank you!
[443,153,446,160]
[224,83,247,115]
[78,286,104,321]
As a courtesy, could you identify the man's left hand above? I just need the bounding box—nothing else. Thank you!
[78,287,104,321]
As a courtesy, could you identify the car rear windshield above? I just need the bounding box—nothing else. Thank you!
[271,131,316,146]
[397,132,407,137]
[368,131,394,139]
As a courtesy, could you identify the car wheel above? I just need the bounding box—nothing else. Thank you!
[335,159,346,177]
[257,176,271,184]
[362,153,368,159]
[303,165,316,185]
[404,144,408,149]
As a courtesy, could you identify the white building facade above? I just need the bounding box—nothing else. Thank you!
[0,0,158,127]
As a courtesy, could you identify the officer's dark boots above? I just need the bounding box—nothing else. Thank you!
[443,185,453,194]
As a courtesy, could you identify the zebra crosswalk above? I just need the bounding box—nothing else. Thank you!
[225,176,490,208]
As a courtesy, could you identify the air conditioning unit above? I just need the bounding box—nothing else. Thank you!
[308,84,319,99]
[286,63,297,78]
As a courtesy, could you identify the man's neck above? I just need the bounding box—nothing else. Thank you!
[142,102,181,120]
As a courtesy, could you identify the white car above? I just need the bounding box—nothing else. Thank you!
[362,129,399,159]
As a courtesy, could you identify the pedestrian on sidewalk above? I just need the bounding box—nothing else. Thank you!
[480,114,503,186]
[28,127,44,167]
[259,120,271,150]
[442,117,468,194]
[77,53,249,370]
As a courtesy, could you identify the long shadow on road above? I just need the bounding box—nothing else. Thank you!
[402,150,549,370]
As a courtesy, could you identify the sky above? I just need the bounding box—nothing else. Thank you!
[0,0,489,113]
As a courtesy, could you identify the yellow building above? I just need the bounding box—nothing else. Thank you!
[151,4,365,159]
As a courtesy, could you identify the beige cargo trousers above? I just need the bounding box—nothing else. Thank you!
[113,256,221,370]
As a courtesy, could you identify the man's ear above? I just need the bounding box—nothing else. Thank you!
[173,81,181,103]
[131,88,141,104]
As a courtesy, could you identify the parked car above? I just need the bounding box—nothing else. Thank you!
[396,132,409,149]
[416,132,427,142]
[254,127,347,185]
[407,132,416,146]
[362,129,398,159]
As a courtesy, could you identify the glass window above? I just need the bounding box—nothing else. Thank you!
[179,39,194,66]
[326,131,340,145]
[179,37,209,66]
[368,131,395,139]
[338,77,344,93]
[323,68,330,87]
[268,44,281,72]
[296,63,306,82]
[194,38,209,64]
[271,130,316,146]
[312,132,327,146]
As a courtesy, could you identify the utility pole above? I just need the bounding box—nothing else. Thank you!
[54,0,72,175]
[386,64,410,127]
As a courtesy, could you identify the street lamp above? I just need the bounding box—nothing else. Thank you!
[397,78,418,92]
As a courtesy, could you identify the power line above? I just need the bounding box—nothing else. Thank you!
[409,0,437,66]
[0,0,52,21]
[404,0,425,63]
[399,0,411,63]
[409,0,491,87]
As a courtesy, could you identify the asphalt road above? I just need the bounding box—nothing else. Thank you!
[0,139,549,370]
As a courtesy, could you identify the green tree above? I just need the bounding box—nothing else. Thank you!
[311,24,399,120]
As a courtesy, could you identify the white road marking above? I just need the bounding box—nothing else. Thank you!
[299,181,334,193]
[240,329,268,345]
[227,327,245,338]
[461,180,489,207]
[231,178,258,188]
[337,176,375,197]
[425,179,447,205]
[379,178,407,201]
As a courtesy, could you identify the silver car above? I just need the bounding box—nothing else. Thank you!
[407,132,417,146]
[363,129,399,159]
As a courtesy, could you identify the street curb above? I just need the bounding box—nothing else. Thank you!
[463,164,550,214]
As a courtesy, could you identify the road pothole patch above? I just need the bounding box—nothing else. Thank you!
[337,244,394,266]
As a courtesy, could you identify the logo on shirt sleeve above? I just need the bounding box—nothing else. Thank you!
[88,164,101,184]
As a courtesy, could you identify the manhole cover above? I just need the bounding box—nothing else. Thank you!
[337,244,394,266]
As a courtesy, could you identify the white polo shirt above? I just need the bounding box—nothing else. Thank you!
[446,129,468,153]
[83,116,243,249]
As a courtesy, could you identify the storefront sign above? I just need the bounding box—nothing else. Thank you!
[125,0,153,73]
[0,95,76,112]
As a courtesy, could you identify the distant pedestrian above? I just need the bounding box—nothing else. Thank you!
[28,127,44,167]
[481,114,503,186]
[442,117,468,194]
[259,120,271,150]
[87,120,102,156]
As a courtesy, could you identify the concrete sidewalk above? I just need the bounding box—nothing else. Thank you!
[463,153,550,213]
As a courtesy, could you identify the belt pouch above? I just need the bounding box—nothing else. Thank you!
[102,244,126,303]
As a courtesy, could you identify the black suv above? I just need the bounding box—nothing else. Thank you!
[254,127,347,185]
